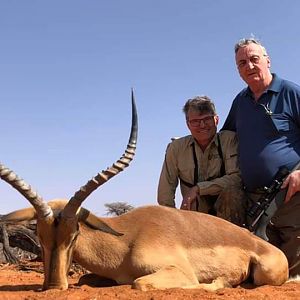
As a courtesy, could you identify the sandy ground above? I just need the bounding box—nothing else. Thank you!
[0,261,300,300]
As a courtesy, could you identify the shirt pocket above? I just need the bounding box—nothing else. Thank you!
[177,161,195,184]
[224,152,239,175]
[270,114,291,132]
[207,152,223,179]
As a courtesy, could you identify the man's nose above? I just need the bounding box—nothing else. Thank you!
[246,60,255,69]
[199,120,206,127]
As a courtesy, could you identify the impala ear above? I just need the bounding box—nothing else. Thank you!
[1,207,37,223]
[78,207,123,237]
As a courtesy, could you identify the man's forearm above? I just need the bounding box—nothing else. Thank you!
[197,173,241,196]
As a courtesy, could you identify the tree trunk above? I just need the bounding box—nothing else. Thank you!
[0,222,41,263]
[0,223,18,264]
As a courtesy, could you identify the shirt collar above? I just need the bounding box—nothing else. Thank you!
[245,73,283,97]
[188,134,218,149]
[267,73,283,92]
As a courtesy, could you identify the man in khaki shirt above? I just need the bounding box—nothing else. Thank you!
[157,96,245,226]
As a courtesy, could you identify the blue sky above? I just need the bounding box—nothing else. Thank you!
[1,1,300,215]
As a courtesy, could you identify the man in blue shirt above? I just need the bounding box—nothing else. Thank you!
[222,37,300,276]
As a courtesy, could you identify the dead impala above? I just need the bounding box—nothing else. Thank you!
[0,91,288,291]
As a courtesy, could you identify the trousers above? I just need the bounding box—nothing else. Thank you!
[266,191,300,277]
[193,186,246,227]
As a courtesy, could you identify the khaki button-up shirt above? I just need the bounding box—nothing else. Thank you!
[157,130,241,208]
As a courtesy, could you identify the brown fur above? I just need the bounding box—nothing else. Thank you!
[1,201,289,291]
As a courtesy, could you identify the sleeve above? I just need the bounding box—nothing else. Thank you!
[157,143,179,207]
[197,132,242,196]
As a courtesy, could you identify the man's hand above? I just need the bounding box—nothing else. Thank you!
[180,186,199,210]
[282,170,300,203]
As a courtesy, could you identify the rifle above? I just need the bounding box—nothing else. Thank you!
[247,161,300,233]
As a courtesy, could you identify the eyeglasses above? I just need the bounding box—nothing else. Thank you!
[188,115,215,127]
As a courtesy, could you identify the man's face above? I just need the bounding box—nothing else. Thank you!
[235,43,271,88]
[186,111,218,146]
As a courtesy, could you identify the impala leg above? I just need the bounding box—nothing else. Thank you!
[252,253,288,286]
[186,277,232,291]
[132,265,199,291]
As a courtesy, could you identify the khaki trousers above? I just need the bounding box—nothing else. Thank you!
[192,186,246,227]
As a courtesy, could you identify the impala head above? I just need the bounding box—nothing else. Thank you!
[0,90,138,290]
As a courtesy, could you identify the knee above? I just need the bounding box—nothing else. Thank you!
[215,187,246,226]
[219,186,245,199]
[216,186,246,210]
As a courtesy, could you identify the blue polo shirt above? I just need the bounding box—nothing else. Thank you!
[222,74,300,190]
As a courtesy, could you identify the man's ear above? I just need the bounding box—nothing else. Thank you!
[214,115,219,126]
[266,56,271,68]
